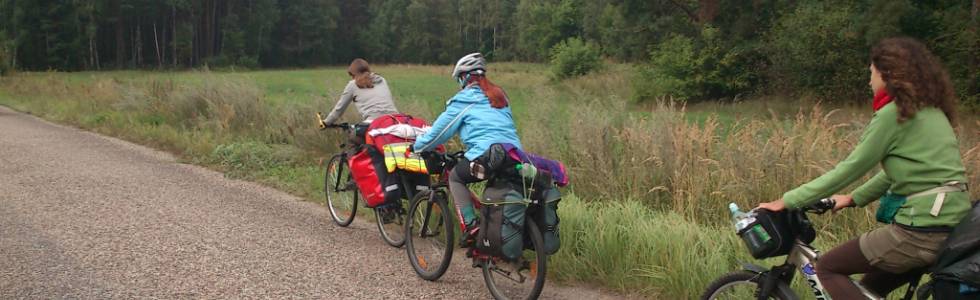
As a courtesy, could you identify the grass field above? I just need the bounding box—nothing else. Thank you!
[1,65,977,298]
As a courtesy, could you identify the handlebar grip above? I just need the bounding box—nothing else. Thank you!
[316,112,326,129]
[815,198,836,212]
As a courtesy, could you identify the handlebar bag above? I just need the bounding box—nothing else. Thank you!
[738,209,798,259]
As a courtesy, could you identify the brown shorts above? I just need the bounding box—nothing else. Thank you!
[858,224,948,274]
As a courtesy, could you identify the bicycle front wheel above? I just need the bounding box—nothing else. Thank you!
[482,221,547,300]
[325,154,357,227]
[700,271,795,300]
[405,189,455,281]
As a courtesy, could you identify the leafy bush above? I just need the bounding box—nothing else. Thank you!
[765,2,866,100]
[550,37,602,79]
[634,27,760,102]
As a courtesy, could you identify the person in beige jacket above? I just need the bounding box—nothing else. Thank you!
[322,58,399,142]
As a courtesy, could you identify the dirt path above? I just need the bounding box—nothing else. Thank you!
[0,106,631,299]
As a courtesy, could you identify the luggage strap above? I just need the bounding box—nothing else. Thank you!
[907,181,968,217]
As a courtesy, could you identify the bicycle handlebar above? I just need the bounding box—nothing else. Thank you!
[804,198,836,214]
[315,112,353,131]
[419,150,466,171]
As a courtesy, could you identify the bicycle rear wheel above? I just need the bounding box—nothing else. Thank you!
[376,197,408,247]
[325,154,357,227]
[405,189,455,281]
[482,221,547,300]
[700,271,795,300]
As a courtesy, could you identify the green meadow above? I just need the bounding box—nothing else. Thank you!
[1,65,977,299]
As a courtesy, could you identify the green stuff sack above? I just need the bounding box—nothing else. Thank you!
[478,185,528,261]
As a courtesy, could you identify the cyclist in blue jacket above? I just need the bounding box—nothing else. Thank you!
[413,53,523,247]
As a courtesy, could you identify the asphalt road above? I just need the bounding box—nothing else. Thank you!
[0,106,631,299]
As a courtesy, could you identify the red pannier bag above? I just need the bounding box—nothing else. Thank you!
[348,149,386,207]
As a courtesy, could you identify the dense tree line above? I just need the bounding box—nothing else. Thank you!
[0,0,976,104]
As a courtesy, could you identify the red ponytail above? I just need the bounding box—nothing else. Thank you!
[470,75,508,108]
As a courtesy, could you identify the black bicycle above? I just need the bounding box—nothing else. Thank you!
[317,112,411,247]
[701,198,923,300]
[404,151,549,300]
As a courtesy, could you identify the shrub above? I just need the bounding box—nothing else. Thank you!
[549,37,602,79]
[765,2,866,100]
[634,27,760,102]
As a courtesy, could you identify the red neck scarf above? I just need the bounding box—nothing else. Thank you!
[873,89,892,111]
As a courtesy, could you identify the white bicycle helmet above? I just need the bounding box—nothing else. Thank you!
[451,52,486,80]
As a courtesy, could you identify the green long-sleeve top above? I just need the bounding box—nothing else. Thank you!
[783,102,970,227]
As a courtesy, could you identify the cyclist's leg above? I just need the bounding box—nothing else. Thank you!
[860,268,924,296]
[815,238,876,299]
[448,160,483,227]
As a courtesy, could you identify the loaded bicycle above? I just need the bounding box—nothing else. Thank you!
[317,112,413,247]
[701,198,923,300]
[404,150,554,300]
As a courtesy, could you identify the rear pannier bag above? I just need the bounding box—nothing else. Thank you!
[379,168,430,207]
[349,149,385,207]
[529,187,561,255]
[478,185,528,261]
[918,200,980,300]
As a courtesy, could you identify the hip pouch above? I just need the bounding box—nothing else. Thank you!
[876,193,907,224]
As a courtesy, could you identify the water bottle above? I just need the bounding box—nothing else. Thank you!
[516,162,537,179]
[729,202,754,231]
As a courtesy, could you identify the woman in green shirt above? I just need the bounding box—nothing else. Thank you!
[757,37,970,298]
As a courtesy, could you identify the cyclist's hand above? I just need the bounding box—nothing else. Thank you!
[757,199,786,212]
[830,194,854,212]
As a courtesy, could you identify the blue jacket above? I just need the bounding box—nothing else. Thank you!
[414,85,523,160]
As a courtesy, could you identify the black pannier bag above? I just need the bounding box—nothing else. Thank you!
[738,208,816,259]
[368,146,430,207]
[528,186,561,255]
[477,183,528,261]
[918,201,980,300]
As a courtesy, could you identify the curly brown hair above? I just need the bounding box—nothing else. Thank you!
[871,37,958,125]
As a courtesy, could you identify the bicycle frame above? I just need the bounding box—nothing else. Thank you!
[749,239,888,300]
[420,157,481,229]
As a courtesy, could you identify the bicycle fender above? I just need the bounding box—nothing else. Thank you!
[741,263,769,274]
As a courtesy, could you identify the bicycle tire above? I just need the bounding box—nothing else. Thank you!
[376,197,408,248]
[325,154,357,227]
[700,270,795,300]
[482,221,547,300]
[405,189,455,281]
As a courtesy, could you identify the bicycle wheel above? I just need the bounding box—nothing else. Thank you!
[405,189,455,281]
[376,197,408,247]
[700,271,795,300]
[325,154,357,227]
[482,221,547,300]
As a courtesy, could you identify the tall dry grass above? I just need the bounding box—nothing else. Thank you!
[2,68,978,298]
[519,87,979,234]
